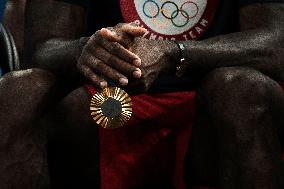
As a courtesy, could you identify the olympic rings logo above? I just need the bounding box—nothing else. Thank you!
[142,0,199,28]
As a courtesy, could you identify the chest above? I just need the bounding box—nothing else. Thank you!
[87,0,237,40]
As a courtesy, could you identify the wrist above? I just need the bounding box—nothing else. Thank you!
[76,37,89,61]
[161,40,180,74]
[169,40,197,77]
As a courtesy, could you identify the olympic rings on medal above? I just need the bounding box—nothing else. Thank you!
[143,0,160,18]
[142,0,200,28]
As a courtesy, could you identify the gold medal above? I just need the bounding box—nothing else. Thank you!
[90,87,132,129]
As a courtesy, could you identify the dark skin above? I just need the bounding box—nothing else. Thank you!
[0,69,55,189]
[2,1,54,188]
[25,1,284,89]
[18,0,284,188]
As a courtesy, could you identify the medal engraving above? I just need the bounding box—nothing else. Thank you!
[90,87,132,129]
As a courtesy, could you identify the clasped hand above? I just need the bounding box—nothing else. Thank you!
[78,23,175,93]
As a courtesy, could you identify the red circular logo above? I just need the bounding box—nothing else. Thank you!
[120,0,219,40]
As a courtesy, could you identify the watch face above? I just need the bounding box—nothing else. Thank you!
[90,87,132,129]
[120,0,219,40]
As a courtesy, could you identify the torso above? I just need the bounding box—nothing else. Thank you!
[84,0,240,91]
[86,0,240,41]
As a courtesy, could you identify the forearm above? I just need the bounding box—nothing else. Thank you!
[27,37,88,76]
[183,28,284,80]
[175,3,284,81]
[24,0,86,77]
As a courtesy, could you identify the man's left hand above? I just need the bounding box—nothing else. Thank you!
[125,38,177,93]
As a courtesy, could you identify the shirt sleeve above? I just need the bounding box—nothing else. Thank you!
[55,0,89,9]
[239,0,284,7]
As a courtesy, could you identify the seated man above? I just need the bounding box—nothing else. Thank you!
[0,1,55,188]
[0,69,54,189]
[19,0,284,188]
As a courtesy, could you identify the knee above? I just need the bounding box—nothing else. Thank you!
[196,67,283,124]
[55,87,94,140]
[0,69,55,125]
[199,67,279,104]
[1,68,55,95]
[0,69,55,143]
[58,87,90,119]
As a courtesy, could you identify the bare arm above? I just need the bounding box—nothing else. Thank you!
[25,1,284,90]
[24,0,87,76]
[180,3,284,80]
[24,0,144,87]
[102,3,284,92]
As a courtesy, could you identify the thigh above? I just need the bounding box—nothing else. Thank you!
[184,67,284,187]
[47,87,100,189]
[184,98,218,188]
[0,69,55,189]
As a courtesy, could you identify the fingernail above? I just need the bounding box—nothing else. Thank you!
[100,81,108,88]
[133,58,141,66]
[140,28,147,33]
[142,28,147,31]
[101,28,108,33]
[133,69,142,78]
[119,78,128,86]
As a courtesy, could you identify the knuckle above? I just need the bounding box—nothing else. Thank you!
[84,54,94,64]
[106,27,115,34]
[93,31,102,43]
[110,42,121,54]
[91,58,99,69]
[91,46,100,56]
[89,34,97,43]
[84,43,96,54]
[130,22,139,27]
[115,23,124,29]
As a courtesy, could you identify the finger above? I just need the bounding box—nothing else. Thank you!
[95,33,141,66]
[100,28,134,49]
[88,46,142,79]
[100,28,124,43]
[120,24,147,37]
[114,23,147,37]
[78,63,108,89]
[88,57,129,86]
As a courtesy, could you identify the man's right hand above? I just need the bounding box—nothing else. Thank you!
[77,23,146,89]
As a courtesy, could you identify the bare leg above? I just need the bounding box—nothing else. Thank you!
[186,67,284,189]
[47,87,100,188]
[0,69,55,189]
